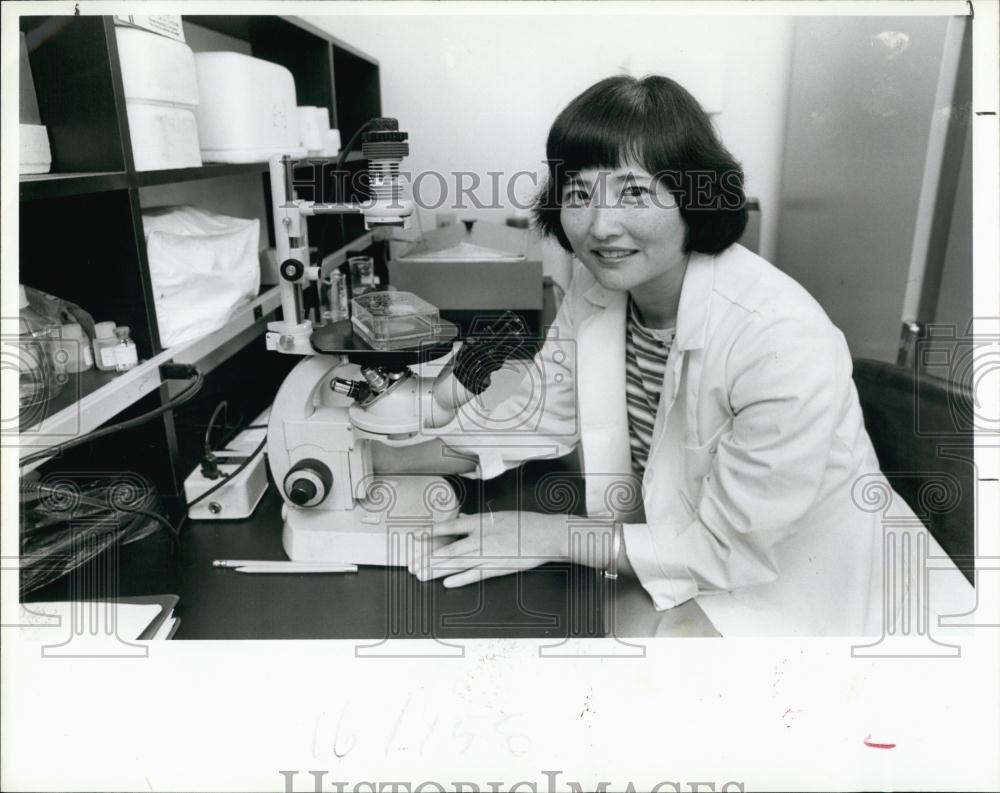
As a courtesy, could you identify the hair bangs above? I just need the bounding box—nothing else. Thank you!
[546,81,651,176]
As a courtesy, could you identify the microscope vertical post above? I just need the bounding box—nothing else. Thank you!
[269,155,307,328]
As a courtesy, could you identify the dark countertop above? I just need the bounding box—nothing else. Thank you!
[24,463,717,639]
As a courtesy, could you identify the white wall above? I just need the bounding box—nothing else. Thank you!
[306,12,795,264]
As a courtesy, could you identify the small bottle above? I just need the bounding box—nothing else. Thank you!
[113,326,138,372]
[55,323,94,374]
[349,256,375,298]
[92,321,119,372]
[323,270,348,322]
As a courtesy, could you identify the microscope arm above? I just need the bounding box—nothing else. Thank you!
[370,437,478,476]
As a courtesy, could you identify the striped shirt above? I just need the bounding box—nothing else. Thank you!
[625,298,676,475]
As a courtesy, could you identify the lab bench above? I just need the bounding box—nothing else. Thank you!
[23,455,717,640]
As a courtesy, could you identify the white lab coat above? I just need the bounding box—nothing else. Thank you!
[443,244,973,636]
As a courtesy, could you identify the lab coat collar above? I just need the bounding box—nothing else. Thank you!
[581,252,715,351]
[582,280,618,308]
[674,252,714,351]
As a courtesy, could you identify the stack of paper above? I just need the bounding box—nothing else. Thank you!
[19,595,180,641]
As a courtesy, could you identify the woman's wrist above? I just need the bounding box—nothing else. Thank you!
[472,512,633,577]
[563,517,628,574]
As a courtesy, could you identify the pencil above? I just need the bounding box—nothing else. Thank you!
[233,564,358,574]
[213,559,355,569]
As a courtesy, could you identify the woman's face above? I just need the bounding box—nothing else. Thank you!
[559,161,688,293]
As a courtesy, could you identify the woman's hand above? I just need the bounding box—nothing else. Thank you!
[409,512,622,588]
[409,510,568,588]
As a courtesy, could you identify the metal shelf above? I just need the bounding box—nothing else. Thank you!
[19,171,131,201]
[19,158,366,200]
[134,154,365,189]
[133,162,270,188]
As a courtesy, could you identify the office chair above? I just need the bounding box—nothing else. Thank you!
[852,358,976,585]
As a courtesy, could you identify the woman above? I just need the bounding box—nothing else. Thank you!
[386,75,972,636]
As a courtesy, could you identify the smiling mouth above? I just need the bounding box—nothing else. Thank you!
[592,248,638,262]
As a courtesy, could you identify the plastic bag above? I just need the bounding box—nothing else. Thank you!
[23,284,96,339]
[143,205,260,347]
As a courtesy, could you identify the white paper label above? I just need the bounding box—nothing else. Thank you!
[99,346,117,368]
[115,343,139,370]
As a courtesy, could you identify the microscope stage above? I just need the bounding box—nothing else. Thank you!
[310,318,459,366]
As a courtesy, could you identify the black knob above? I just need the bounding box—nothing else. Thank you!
[283,459,333,508]
[288,478,317,506]
[280,259,305,282]
[362,117,408,143]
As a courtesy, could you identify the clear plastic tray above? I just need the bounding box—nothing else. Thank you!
[350,290,443,351]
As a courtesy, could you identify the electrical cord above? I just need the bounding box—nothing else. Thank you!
[185,436,267,511]
[20,368,205,468]
[198,400,229,479]
[23,482,181,544]
[203,400,229,456]
[330,119,375,206]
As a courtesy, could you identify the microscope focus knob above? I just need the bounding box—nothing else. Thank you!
[289,479,317,506]
[283,459,333,508]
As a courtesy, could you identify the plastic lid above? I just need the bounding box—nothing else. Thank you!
[94,321,116,339]
[350,290,442,351]
[19,285,29,309]
[61,323,86,340]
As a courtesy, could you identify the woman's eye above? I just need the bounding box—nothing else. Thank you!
[563,189,589,205]
[621,184,650,201]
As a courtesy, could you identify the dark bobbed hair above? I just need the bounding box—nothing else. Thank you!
[533,75,748,255]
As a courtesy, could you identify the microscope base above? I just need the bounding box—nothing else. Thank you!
[281,475,461,566]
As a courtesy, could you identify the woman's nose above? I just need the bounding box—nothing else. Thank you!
[588,206,623,240]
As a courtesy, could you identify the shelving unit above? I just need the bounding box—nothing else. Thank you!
[18,14,384,519]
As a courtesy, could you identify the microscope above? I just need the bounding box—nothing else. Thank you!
[263,118,526,565]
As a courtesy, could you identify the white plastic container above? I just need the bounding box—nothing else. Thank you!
[19,124,52,174]
[297,106,324,151]
[298,106,338,155]
[115,26,202,171]
[20,32,52,174]
[194,52,304,163]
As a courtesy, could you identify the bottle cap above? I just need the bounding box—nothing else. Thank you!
[94,321,116,339]
[61,323,86,340]
[114,326,131,340]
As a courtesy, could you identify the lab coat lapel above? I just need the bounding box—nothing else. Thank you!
[577,283,632,516]
[648,254,715,469]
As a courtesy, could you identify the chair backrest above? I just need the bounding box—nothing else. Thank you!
[851,358,975,584]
